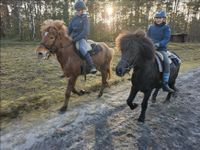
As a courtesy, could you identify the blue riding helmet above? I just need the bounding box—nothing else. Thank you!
[155,10,166,18]
[74,0,87,11]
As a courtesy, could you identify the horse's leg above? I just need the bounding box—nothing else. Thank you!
[171,84,178,98]
[98,69,109,97]
[138,90,152,122]
[59,76,77,113]
[151,88,160,103]
[127,86,139,110]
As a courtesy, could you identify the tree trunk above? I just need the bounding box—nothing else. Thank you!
[63,0,70,24]
[27,0,36,40]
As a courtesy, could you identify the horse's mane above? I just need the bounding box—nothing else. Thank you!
[116,29,155,61]
[41,19,71,40]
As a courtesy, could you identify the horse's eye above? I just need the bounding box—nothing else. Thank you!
[50,36,54,40]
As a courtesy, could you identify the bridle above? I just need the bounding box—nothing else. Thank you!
[40,42,57,53]
[40,33,73,53]
[40,34,58,53]
[120,58,134,71]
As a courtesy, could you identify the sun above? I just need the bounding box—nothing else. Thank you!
[104,5,114,27]
[106,6,113,16]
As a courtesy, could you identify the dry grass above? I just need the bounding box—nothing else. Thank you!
[0,41,200,129]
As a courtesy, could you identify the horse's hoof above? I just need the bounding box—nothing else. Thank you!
[133,103,138,109]
[129,103,138,110]
[137,117,145,123]
[98,92,103,98]
[77,90,84,96]
[59,106,67,114]
[78,89,88,95]
[59,74,65,78]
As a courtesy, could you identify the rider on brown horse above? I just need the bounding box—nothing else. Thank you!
[68,0,97,74]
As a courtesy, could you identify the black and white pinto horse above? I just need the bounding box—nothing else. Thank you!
[115,30,181,122]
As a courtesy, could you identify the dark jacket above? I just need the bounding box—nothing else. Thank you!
[147,23,171,51]
[68,13,89,41]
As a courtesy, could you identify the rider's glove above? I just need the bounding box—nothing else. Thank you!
[154,43,160,49]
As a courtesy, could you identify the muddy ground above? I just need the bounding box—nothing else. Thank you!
[1,68,200,150]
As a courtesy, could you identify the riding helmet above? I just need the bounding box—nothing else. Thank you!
[74,0,87,11]
[154,10,166,18]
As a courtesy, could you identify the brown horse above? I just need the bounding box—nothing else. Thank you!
[36,19,114,113]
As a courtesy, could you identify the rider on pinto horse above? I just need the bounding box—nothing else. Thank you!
[68,0,97,74]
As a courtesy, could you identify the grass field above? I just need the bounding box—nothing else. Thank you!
[1,41,200,128]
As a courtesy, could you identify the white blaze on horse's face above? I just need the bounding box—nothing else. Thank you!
[35,45,50,60]
[44,32,48,37]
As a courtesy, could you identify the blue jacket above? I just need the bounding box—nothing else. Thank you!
[68,13,89,42]
[147,23,171,51]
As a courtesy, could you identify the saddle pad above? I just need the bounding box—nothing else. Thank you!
[155,51,181,72]
[155,51,163,61]
[75,40,92,52]
[75,39,102,56]
[155,52,172,72]
[168,51,182,64]
[156,51,172,64]
[155,54,163,72]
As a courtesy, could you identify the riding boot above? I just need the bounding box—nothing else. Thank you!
[85,53,97,74]
[162,81,174,93]
[162,73,174,93]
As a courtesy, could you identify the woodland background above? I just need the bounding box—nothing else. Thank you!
[0,0,200,42]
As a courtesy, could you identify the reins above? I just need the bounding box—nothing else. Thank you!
[40,38,73,54]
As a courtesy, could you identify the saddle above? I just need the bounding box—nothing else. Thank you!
[75,39,102,58]
[75,40,102,75]
[155,51,181,72]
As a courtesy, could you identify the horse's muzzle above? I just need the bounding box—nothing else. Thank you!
[116,66,125,77]
[36,51,50,60]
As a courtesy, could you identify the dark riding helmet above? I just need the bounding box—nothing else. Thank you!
[154,10,166,18]
[74,0,87,11]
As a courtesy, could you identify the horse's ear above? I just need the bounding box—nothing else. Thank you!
[53,20,67,36]
[115,33,123,51]
[134,29,146,38]
[54,20,64,27]
[41,19,53,33]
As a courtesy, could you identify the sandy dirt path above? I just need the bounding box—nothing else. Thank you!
[1,68,200,150]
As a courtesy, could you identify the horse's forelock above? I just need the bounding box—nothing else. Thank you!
[116,30,155,62]
[40,19,54,33]
[116,32,130,51]
[41,19,67,35]
[40,19,72,41]
[116,31,138,52]
[134,29,146,38]
[53,20,67,34]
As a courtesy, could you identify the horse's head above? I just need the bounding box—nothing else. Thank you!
[115,30,154,76]
[36,19,72,60]
[115,32,139,76]
[35,44,50,60]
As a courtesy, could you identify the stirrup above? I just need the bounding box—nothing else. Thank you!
[90,68,97,74]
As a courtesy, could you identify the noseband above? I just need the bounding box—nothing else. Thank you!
[40,38,57,53]
[120,58,134,71]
